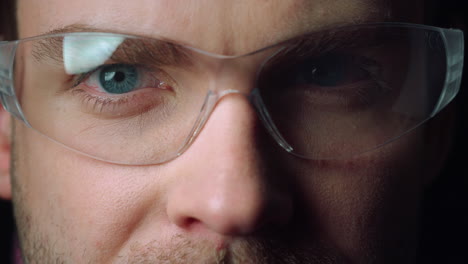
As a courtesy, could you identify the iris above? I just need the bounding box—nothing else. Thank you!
[99,64,139,94]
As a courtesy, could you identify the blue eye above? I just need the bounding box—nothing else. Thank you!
[99,64,139,94]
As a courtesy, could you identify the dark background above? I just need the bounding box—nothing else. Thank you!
[1,1,16,263]
[418,0,468,263]
[0,0,467,263]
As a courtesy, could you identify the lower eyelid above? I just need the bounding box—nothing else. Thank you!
[70,87,176,118]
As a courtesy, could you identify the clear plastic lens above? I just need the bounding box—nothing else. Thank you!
[2,24,463,164]
[15,34,207,164]
[257,25,449,159]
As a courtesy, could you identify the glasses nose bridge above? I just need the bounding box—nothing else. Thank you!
[202,67,294,156]
[196,39,288,101]
[211,56,259,91]
[206,42,288,100]
[209,54,264,110]
[206,59,260,117]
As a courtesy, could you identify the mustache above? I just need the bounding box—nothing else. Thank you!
[114,235,346,264]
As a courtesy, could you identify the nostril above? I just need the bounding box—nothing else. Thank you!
[176,216,209,232]
[181,217,198,228]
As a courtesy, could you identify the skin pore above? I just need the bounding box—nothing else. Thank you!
[0,0,452,263]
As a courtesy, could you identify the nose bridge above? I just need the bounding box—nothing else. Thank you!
[208,43,287,93]
[200,41,280,94]
[175,48,291,166]
[213,57,259,96]
[166,93,293,236]
[209,57,293,155]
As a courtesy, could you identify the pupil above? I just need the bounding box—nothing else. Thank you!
[114,71,126,82]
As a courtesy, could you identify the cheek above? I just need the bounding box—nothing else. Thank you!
[285,128,426,260]
[13,122,170,262]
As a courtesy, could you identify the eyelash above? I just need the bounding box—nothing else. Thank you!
[71,89,132,114]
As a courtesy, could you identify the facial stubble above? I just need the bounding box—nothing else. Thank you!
[9,124,346,264]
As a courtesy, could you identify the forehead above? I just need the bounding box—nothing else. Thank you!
[18,0,398,54]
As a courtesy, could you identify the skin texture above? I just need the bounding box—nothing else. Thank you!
[0,0,453,263]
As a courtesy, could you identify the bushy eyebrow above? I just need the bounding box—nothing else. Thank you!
[112,38,194,68]
[31,24,194,69]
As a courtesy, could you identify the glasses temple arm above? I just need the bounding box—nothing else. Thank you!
[0,41,29,123]
[431,28,464,117]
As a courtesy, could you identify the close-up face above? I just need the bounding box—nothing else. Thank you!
[1,0,459,263]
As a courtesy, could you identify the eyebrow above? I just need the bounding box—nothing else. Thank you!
[285,26,377,54]
[32,24,194,69]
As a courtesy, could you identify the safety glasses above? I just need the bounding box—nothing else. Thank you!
[0,23,464,165]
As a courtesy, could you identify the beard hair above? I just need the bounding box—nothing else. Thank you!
[13,187,347,264]
[14,205,346,264]
[113,234,345,264]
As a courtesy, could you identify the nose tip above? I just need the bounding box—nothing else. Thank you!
[167,174,293,236]
[165,95,293,237]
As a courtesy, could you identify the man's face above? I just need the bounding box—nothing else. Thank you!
[9,0,445,263]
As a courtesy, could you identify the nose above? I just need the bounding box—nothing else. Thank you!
[166,94,293,236]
